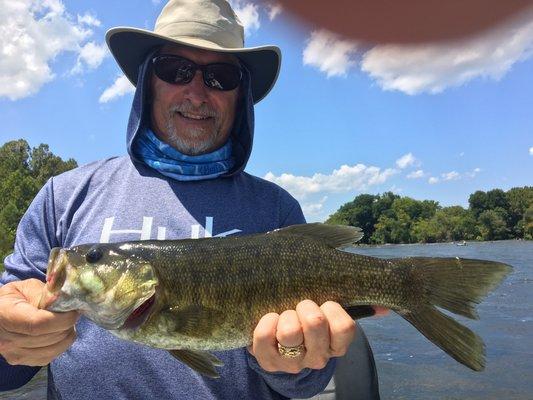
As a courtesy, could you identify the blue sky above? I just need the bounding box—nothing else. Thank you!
[1,0,532,222]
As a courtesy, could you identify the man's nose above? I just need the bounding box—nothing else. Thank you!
[183,70,208,107]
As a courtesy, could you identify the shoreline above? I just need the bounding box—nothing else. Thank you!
[353,238,531,248]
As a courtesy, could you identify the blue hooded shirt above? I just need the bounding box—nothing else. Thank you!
[0,50,378,399]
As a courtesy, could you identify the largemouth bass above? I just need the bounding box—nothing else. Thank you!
[39,223,511,378]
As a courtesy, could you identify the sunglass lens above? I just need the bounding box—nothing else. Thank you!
[204,64,241,90]
[154,57,195,84]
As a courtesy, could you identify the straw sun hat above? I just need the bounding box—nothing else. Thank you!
[106,0,281,103]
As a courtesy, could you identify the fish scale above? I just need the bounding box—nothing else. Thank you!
[40,223,512,378]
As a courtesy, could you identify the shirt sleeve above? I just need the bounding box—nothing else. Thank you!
[0,179,58,391]
[1,178,58,284]
[279,192,306,227]
[246,353,336,398]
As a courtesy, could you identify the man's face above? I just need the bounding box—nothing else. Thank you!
[150,44,240,155]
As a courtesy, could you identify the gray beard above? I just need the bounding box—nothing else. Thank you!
[165,118,220,155]
[164,104,222,155]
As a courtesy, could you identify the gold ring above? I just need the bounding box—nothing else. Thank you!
[277,343,306,358]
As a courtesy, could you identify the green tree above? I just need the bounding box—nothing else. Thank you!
[329,186,530,244]
[506,187,533,238]
[371,196,438,244]
[485,189,509,210]
[326,192,401,243]
[412,218,441,243]
[440,206,479,241]
[0,140,77,272]
[468,190,489,219]
[477,209,508,240]
[30,144,77,186]
[383,211,412,243]
[326,194,379,243]
[413,206,478,242]
[524,204,533,240]
[371,192,400,220]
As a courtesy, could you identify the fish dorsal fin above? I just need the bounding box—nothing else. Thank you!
[270,223,363,249]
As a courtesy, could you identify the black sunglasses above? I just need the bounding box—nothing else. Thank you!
[152,55,242,91]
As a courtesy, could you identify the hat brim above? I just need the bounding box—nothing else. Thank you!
[106,27,281,104]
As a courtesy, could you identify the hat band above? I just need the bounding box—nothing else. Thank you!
[155,21,244,49]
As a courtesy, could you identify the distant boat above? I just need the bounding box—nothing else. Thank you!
[456,240,467,246]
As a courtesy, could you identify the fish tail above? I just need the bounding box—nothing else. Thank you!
[393,257,512,371]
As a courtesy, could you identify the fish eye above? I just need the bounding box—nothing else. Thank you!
[85,247,103,264]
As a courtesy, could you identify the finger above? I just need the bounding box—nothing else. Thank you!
[0,300,79,336]
[276,310,303,348]
[296,300,330,369]
[0,326,75,350]
[320,301,356,357]
[373,306,390,317]
[4,304,79,336]
[3,328,76,367]
[251,313,279,359]
[17,279,49,309]
[1,280,79,335]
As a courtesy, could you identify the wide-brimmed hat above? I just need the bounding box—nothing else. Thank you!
[106,0,281,104]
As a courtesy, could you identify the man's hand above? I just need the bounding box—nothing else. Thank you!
[0,279,79,366]
[249,300,362,374]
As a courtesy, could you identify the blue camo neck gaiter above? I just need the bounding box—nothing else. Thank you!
[132,129,235,181]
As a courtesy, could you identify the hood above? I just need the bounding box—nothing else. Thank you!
[126,51,255,177]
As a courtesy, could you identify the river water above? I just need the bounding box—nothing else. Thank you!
[1,240,531,399]
[352,239,533,400]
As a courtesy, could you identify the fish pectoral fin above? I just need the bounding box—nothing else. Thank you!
[168,349,224,379]
[162,305,222,337]
[270,223,363,248]
[344,305,376,320]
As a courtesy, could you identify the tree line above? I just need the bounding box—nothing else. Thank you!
[0,140,77,272]
[326,188,533,244]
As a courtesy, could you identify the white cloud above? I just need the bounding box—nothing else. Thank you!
[264,164,397,200]
[442,171,461,181]
[99,75,135,103]
[77,12,100,27]
[459,152,465,157]
[266,3,282,21]
[530,146,533,156]
[465,167,482,178]
[303,29,358,78]
[396,153,417,169]
[71,42,109,74]
[301,196,328,217]
[427,168,481,183]
[0,0,102,100]
[407,169,426,179]
[229,0,260,36]
[360,11,533,95]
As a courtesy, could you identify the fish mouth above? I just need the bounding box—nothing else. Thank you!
[121,294,157,330]
[39,248,68,309]
[46,248,68,293]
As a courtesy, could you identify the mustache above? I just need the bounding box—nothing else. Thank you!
[169,101,217,118]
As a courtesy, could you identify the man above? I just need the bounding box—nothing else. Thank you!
[0,1,379,398]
